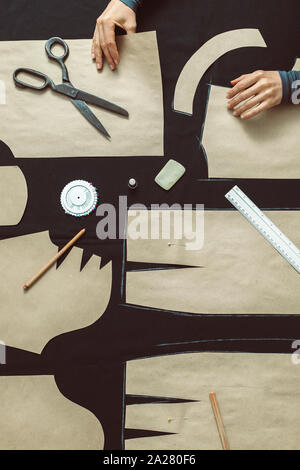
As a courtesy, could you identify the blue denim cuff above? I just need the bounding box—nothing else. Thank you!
[279,71,290,104]
[120,0,142,12]
[279,69,300,104]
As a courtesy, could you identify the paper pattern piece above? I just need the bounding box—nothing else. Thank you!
[173,29,266,114]
[0,375,103,449]
[126,352,300,450]
[0,32,163,158]
[293,58,300,70]
[202,84,300,178]
[126,210,300,314]
[0,231,111,352]
[0,166,27,225]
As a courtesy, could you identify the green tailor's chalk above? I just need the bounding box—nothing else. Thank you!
[155,159,186,191]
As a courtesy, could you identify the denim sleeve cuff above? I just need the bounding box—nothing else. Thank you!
[278,71,290,104]
[120,0,142,12]
[279,69,300,104]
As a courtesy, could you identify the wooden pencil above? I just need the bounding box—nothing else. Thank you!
[23,228,86,291]
[209,391,230,450]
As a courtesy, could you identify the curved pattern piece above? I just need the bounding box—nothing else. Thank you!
[0,166,27,225]
[0,375,103,449]
[0,231,112,353]
[173,29,266,115]
[293,58,300,70]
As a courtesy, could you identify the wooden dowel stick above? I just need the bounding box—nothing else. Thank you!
[23,228,86,291]
[209,392,230,450]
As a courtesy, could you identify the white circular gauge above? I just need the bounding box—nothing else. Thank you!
[60,180,98,217]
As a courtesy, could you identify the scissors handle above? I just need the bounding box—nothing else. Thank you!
[45,37,70,83]
[13,68,54,91]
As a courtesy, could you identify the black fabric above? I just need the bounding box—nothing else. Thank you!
[0,0,300,450]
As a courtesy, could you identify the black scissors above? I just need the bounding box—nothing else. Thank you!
[13,37,129,138]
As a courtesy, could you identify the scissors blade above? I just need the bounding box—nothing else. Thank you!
[54,83,128,117]
[71,99,110,138]
[75,90,129,117]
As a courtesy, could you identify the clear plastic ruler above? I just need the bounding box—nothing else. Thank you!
[225,185,300,274]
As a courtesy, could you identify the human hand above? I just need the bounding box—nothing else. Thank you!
[227,70,283,120]
[92,0,137,71]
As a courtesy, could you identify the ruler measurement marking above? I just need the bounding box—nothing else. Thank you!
[225,186,300,273]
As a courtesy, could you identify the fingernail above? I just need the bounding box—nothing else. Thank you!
[114,58,119,65]
[233,111,238,116]
[96,63,101,70]
[92,53,95,60]
[110,64,115,71]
